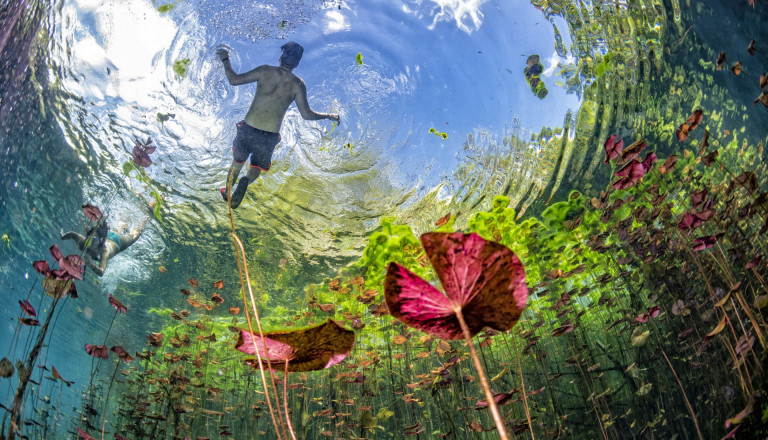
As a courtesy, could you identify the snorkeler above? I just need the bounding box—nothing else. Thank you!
[60,199,156,277]
[216,42,340,209]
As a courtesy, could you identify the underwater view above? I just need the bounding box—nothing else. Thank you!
[2,0,768,438]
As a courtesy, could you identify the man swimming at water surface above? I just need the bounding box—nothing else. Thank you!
[61,199,156,276]
[216,42,340,209]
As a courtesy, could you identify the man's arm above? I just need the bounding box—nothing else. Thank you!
[88,249,108,277]
[216,49,262,86]
[294,80,341,123]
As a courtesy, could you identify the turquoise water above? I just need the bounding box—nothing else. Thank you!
[1,0,768,438]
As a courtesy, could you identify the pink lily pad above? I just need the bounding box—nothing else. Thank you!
[58,254,85,281]
[236,319,355,372]
[693,233,724,251]
[33,260,51,276]
[132,138,155,168]
[108,294,128,313]
[641,152,657,171]
[19,300,36,317]
[84,344,108,359]
[603,135,624,164]
[385,232,528,340]
[81,204,103,221]
[110,346,134,362]
[612,160,646,190]
[50,244,63,261]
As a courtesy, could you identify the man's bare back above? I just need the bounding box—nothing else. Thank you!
[216,42,340,209]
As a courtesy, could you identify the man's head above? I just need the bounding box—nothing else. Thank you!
[280,41,304,69]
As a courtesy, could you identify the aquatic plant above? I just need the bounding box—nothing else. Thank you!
[385,232,529,439]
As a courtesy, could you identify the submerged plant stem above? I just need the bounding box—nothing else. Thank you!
[100,359,120,440]
[454,307,509,440]
[658,343,704,440]
[230,230,285,440]
[283,360,297,440]
[511,335,535,440]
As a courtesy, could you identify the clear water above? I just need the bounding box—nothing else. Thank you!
[1,0,767,438]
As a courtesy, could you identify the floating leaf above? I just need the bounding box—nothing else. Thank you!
[158,266,168,273]
[603,135,624,164]
[692,233,723,251]
[85,344,109,359]
[725,394,755,428]
[706,315,727,339]
[81,204,104,221]
[385,232,528,340]
[108,294,127,313]
[173,59,190,79]
[33,260,51,276]
[236,319,355,372]
[19,317,40,326]
[213,280,224,289]
[435,213,451,227]
[188,278,199,287]
[0,357,14,377]
[552,321,575,337]
[659,155,678,174]
[229,306,241,315]
[732,61,742,76]
[716,52,727,70]
[630,328,650,347]
[613,160,645,190]
[19,300,36,317]
[110,346,135,362]
[211,293,224,304]
[132,139,154,168]
[51,365,69,385]
[701,149,719,166]
[355,52,363,65]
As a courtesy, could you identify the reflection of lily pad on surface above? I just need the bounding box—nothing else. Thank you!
[428,127,448,140]
[524,54,548,99]
[236,319,355,372]
[173,58,191,79]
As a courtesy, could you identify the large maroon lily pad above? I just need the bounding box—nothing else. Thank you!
[236,319,355,372]
[385,232,528,340]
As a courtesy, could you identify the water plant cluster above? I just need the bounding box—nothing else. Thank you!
[5,103,762,439]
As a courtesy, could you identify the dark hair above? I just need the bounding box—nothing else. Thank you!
[280,41,304,68]
[85,219,109,259]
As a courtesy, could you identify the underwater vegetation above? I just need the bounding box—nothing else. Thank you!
[10,89,768,437]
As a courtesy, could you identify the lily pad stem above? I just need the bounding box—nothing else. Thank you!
[454,307,509,440]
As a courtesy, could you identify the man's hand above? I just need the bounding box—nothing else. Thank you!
[216,48,230,62]
[327,113,341,124]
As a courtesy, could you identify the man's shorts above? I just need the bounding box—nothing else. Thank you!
[232,121,281,171]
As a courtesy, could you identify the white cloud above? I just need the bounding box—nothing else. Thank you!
[542,51,575,77]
